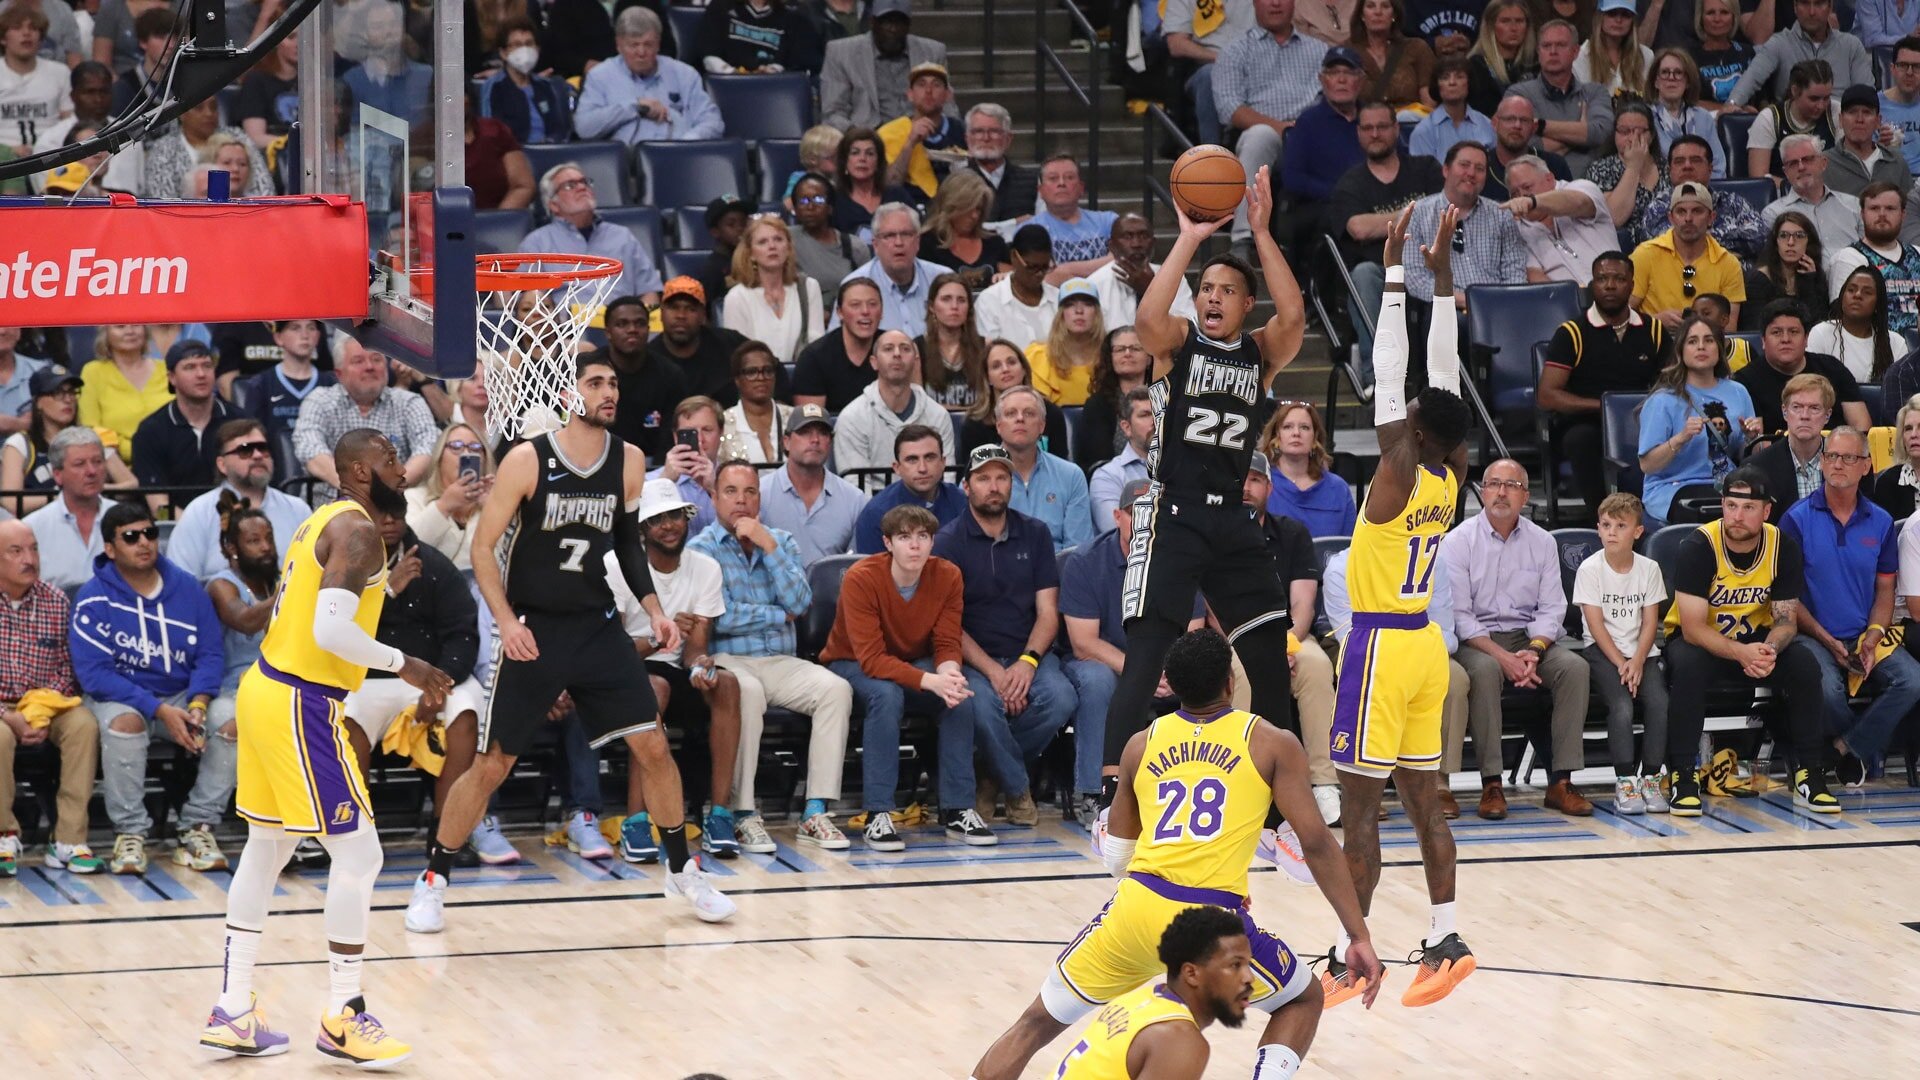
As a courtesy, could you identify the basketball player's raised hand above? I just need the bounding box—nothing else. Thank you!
[1244,164,1273,237]
[399,655,454,710]
[1174,203,1228,242]
[1345,938,1386,1009]
[499,616,539,661]
[1383,204,1413,269]
[1421,205,1459,274]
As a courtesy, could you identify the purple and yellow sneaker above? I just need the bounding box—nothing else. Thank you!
[200,994,291,1058]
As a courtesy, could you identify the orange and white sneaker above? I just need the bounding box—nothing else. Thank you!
[316,996,411,1069]
[1401,933,1476,1007]
[1315,946,1371,1009]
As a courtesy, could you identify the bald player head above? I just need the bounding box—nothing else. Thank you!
[333,427,408,514]
[0,519,39,597]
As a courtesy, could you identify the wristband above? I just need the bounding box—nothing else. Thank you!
[1528,637,1552,653]
[189,695,211,713]
[1384,265,1405,286]
[1018,653,1041,668]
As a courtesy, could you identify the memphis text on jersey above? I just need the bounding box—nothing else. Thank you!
[541,492,618,532]
[1144,737,1246,779]
[1182,355,1263,405]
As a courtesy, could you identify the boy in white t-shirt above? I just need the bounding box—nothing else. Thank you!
[1573,493,1671,814]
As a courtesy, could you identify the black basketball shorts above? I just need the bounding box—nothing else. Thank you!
[1120,487,1291,640]
[482,609,659,757]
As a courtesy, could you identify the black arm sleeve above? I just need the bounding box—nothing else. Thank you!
[612,505,657,606]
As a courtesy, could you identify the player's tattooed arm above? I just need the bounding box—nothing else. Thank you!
[317,516,386,593]
[1766,600,1799,650]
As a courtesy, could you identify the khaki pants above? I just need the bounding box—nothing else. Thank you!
[1456,631,1592,775]
[1438,658,1476,775]
[1230,636,1338,785]
[715,653,853,811]
[0,704,99,846]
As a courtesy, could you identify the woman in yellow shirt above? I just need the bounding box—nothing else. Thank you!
[1025,279,1105,407]
[78,324,173,462]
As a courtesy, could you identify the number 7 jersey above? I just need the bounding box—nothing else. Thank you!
[1347,464,1459,616]
[1128,709,1269,897]
[1147,323,1267,496]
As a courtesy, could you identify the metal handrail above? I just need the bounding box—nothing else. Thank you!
[1034,0,1102,200]
[1141,104,1192,224]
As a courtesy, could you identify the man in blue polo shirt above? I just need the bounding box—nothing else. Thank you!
[854,422,965,554]
[996,385,1092,552]
[1779,425,1920,785]
[933,444,1078,826]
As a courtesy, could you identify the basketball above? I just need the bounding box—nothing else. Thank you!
[1169,145,1247,222]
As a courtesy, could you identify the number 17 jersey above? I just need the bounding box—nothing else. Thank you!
[1128,709,1269,897]
[1148,324,1266,496]
[1347,465,1458,616]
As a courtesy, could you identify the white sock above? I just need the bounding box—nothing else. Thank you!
[328,952,363,1013]
[1427,901,1457,946]
[1335,927,1353,959]
[217,925,261,1014]
[1252,1043,1302,1079]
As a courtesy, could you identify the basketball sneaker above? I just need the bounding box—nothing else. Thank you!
[1668,769,1703,817]
[1088,804,1109,860]
[620,814,659,863]
[44,841,102,874]
[737,813,779,854]
[664,859,737,922]
[1312,785,1342,826]
[402,872,447,934]
[316,997,411,1069]
[468,816,521,865]
[701,808,741,859]
[199,993,289,1058]
[564,811,613,860]
[1315,947,1370,1009]
[864,811,906,851]
[1637,775,1670,814]
[291,836,329,870]
[1072,793,1100,829]
[796,812,849,850]
[109,833,147,874]
[174,824,229,871]
[1401,932,1477,1007]
[1793,767,1841,814]
[1256,823,1315,886]
[1612,777,1645,815]
[943,808,998,846]
[0,832,17,877]
[1835,751,1869,789]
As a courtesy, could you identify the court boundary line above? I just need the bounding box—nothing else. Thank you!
[2,835,1914,931]
[7,932,1917,1020]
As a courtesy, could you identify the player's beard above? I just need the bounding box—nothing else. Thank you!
[1206,991,1247,1029]
[367,471,409,515]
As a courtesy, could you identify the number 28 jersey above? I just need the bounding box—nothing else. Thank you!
[500,431,626,615]
[1128,709,1269,897]
[1148,324,1266,496]
[1347,464,1458,617]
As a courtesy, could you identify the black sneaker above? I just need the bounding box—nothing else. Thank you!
[1402,932,1477,1007]
[1793,767,1842,814]
[1669,769,1702,817]
[1835,751,1869,789]
[1314,946,1367,1008]
[288,836,330,870]
[942,808,998,846]
[864,811,906,852]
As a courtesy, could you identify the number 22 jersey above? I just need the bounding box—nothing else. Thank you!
[1128,709,1269,897]
[1147,323,1266,497]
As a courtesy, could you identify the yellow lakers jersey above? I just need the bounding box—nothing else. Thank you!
[259,501,389,692]
[1056,982,1197,1079]
[1348,465,1458,616]
[1662,520,1778,641]
[1128,709,1268,896]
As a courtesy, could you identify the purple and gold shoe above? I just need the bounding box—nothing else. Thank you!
[199,994,291,1058]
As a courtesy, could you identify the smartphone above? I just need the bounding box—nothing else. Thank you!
[457,452,482,484]
[676,428,700,452]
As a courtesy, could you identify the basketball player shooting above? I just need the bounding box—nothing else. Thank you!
[1318,204,1477,1010]
[404,354,737,932]
[200,429,454,1067]
[1097,165,1310,870]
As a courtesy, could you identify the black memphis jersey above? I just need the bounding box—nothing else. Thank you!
[1148,323,1266,496]
[501,431,625,613]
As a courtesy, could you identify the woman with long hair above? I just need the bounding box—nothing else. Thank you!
[917,274,988,408]
[787,171,870,309]
[1074,327,1152,469]
[1259,401,1356,537]
[1873,393,1920,517]
[1636,314,1761,527]
[1025,281,1105,407]
[1649,49,1724,177]
[1693,0,1755,107]
[78,323,172,463]
[721,216,825,363]
[1742,211,1828,331]
[918,170,1009,289]
[405,422,497,570]
[961,338,1071,460]
[1469,0,1538,114]
[1573,0,1651,97]
[1810,266,1898,385]
[1350,0,1437,115]
[833,128,892,237]
[717,340,793,464]
[0,369,137,514]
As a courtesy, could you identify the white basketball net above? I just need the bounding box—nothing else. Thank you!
[474,258,622,443]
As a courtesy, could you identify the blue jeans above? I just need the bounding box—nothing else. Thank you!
[1348,261,1384,379]
[562,711,602,816]
[1188,65,1221,145]
[1807,638,1920,762]
[1063,658,1117,796]
[828,658,977,813]
[964,654,1076,798]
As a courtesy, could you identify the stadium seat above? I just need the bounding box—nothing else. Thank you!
[1532,343,1562,525]
[1310,535,1349,637]
[523,141,632,209]
[1549,528,1600,636]
[671,205,715,251]
[1711,178,1776,215]
[662,249,712,282]
[472,207,534,254]
[1469,283,1576,462]
[1599,391,1646,496]
[596,205,666,266]
[1860,382,1888,426]
[801,553,862,657]
[1718,112,1757,178]
[707,74,815,142]
[665,5,704,59]
[757,139,803,203]
[635,139,751,211]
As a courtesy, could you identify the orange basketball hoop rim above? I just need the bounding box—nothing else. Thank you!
[397,252,624,304]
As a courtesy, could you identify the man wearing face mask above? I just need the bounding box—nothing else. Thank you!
[478,16,576,144]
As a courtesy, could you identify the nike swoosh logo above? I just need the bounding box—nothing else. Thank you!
[547,471,568,482]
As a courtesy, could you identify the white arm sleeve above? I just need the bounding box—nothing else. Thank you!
[1426,284,1461,396]
[1373,268,1409,426]
[312,588,406,673]
[1101,833,1137,878]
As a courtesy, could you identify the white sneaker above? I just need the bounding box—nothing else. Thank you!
[735,813,777,855]
[796,812,849,850]
[1614,776,1646,815]
[1088,804,1109,860]
[1639,774,1671,814]
[1312,785,1342,826]
[1257,823,1316,886]
[664,859,737,923]
[403,872,446,934]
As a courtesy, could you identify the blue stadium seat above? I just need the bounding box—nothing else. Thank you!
[523,141,632,209]
[707,74,815,142]
[662,249,711,282]
[665,6,704,60]
[1469,283,1577,459]
[1860,382,1888,426]
[1711,178,1776,216]
[635,139,751,211]
[801,553,863,657]
[1600,391,1647,495]
[471,207,534,254]
[1310,536,1349,637]
[1549,528,1600,636]
[671,205,715,251]
[596,205,665,266]
[757,139,803,203]
[1532,343,1564,525]
[1718,112,1757,178]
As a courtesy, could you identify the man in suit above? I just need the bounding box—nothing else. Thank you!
[820,0,953,131]
[957,102,1038,223]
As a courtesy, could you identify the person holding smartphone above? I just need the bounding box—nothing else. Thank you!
[650,396,722,535]
[405,424,496,572]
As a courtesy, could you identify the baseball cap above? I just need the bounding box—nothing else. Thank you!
[1322,46,1363,70]
[1669,181,1713,210]
[784,402,835,435]
[909,61,949,85]
[1058,278,1098,305]
[1841,84,1880,112]
[1596,0,1635,12]
[1119,477,1152,504]
[872,0,911,18]
[966,443,1014,477]
[28,366,82,398]
[42,162,91,195]
[1248,450,1271,477]
[661,276,707,306]
[704,194,753,229]
[635,477,695,522]
[165,339,214,369]
[1720,465,1773,503]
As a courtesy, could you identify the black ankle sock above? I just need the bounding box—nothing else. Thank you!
[659,823,690,873]
[1551,770,1571,785]
[427,839,456,880]
[1098,775,1119,808]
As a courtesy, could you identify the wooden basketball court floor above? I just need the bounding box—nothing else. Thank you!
[5,783,1919,1078]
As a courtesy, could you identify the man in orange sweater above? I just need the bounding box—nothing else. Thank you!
[820,504,981,851]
